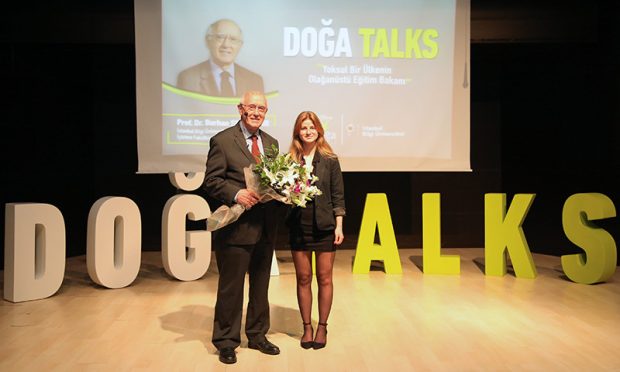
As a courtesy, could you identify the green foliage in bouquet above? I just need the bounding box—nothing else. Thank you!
[252,145,322,207]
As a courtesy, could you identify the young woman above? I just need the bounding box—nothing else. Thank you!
[287,111,346,349]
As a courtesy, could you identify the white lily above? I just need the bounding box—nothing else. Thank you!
[264,168,277,184]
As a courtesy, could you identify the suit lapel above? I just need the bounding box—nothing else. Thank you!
[234,63,243,95]
[233,122,256,163]
[312,151,325,180]
[260,133,277,159]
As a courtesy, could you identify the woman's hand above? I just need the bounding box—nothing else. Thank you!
[334,226,344,245]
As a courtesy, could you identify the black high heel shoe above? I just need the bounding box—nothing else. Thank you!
[300,322,314,349]
[312,322,328,349]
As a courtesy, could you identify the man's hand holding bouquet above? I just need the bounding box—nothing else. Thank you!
[207,145,321,231]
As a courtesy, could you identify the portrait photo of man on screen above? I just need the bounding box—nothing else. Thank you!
[176,19,264,97]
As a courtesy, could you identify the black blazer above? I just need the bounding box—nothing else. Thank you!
[203,122,279,245]
[287,151,346,231]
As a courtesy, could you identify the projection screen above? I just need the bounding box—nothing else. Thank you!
[135,0,470,172]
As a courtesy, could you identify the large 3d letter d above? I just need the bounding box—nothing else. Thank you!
[4,203,65,302]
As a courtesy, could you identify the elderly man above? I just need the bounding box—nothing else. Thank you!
[203,91,279,364]
[177,19,264,97]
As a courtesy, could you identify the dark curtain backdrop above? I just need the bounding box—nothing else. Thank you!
[1,1,618,269]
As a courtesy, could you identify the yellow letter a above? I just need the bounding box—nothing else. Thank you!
[352,194,402,274]
[484,193,537,278]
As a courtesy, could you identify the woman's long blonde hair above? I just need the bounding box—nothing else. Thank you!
[289,111,336,163]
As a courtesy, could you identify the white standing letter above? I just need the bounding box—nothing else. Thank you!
[4,203,65,302]
[162,194,211,281]
[87,197,142,289]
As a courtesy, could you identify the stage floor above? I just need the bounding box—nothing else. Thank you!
[1,248,619,371]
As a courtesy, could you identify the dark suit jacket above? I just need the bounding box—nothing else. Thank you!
[176,60,264,97]
[287,151,346,231]
[204,122,279,245]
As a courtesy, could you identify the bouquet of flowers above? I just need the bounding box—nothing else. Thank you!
[253,145,322,208]
[206,145,322,231]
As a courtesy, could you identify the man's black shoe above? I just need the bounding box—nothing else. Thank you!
[248,339,280,355]
[218,347,237,364]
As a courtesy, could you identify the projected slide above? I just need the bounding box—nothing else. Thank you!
[135,0,470,172]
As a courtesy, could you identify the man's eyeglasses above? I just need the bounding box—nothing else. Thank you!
[241,104,268,114]
[208,33,243,46]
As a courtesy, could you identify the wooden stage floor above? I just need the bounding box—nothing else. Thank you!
[1,248,619,371]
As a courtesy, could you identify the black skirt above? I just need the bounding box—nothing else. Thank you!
[289,202,335,252]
